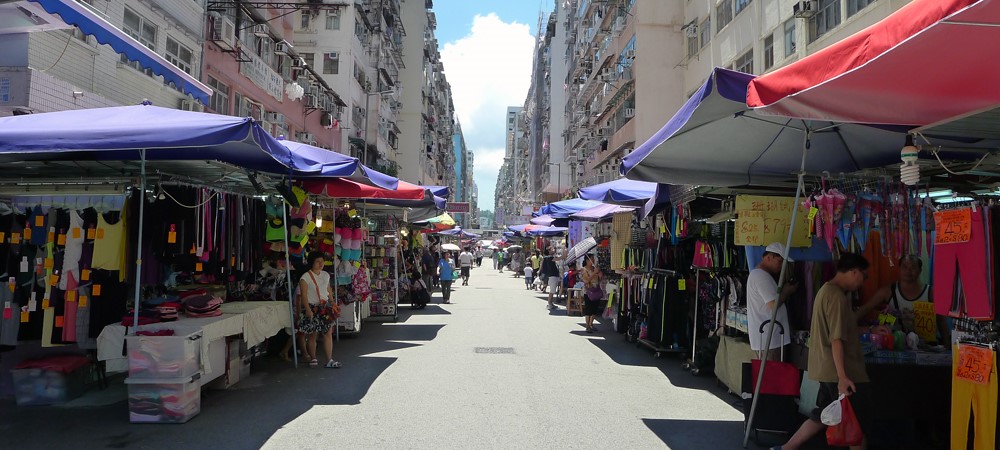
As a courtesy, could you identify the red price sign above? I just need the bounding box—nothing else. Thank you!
[956,344,994,385]
[934,209,971,245]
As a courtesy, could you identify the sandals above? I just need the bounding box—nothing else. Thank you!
[308,359,319,367]
[325,360,343,369]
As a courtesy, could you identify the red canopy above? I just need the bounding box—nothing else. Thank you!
[747,0,999,127]
[302,178,426,200]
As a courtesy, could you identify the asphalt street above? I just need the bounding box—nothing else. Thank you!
[2,264,756,449]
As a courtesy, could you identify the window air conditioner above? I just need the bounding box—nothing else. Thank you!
[624,49,635,60]
[624,108,635,118]
[685,24,698,38]
[793,0,818,18]
[210,16,236,51]
[253,24,269,37]
[621,67,633,81]
[274,42,289,55]
[303,94,318,108]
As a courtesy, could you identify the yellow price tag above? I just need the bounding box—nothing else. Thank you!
[86,227,96,240]
[167,231,177,244]
[808,207,819,221]
[71,228,81,239]
[0,232,5,243]
[57,234,66,246]
[47,231,54,243]
[80,269,90,281]
[878,312,897,327]
[34,215,44,227]
[79,295,89,307]
[10,232,19,244]
[42,298,50,309]
[913,301,938,341]
[23,228,31,240]
[66,291,76,302]
[20,310,29,323]
[92,284,101,296]
[49,275,59,286]
[678,279,687,290]
[195,263,203,272]
[43,258,53,269]
[95,228,105,240]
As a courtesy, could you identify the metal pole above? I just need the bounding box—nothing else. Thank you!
[743,129,811,447]
[130,149,147,335]
[691,268,701,363]
[282,192,299,368]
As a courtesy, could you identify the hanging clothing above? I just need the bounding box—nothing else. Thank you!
[92,211,124,271]
[59,210,85,290]
[950,344,998,450]
[933,207,993,319]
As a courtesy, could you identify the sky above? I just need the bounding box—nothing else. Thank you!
[435,0,553,214]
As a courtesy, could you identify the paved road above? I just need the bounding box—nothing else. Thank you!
[2,265,755,449]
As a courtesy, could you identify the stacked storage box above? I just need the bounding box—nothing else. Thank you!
[11,355,91,406]
[124,331,203,423]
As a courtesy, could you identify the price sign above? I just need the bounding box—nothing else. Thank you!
[956,344,994,385]
[934,209,972,244]
[913,302,937,342]
[735,210,765,246]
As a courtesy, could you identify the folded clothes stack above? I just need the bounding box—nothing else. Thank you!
[157,302,181,322]
[183,295,223,318]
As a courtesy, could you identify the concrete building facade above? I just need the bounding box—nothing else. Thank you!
[511,0,907,207]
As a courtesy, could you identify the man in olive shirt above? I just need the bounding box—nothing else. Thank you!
[775,253,872,450]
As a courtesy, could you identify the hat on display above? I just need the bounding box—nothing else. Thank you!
[764,242,793,262]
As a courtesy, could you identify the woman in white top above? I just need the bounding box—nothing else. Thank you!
[298,253,342,368]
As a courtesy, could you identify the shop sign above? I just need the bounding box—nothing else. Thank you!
[933,208,971,244]
[446,202,470,213]
[239,50,284,101]
[734,195,811,247]
[956,343,993,385]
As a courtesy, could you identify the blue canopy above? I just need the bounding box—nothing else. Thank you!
[422,185,450,198]
[437,227,481,239]
[0,105,353,178]
[620,68,990,187]
[278,140,397,190]
[578,178,670,207]
[28,0,211,104]
[362,194,447,210]
[535,198,602,219]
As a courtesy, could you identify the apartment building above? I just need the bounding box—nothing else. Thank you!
[0,0,208,116]
[528,0,902,196]
[495,106,528,228]
[204,3,344,150]
[292,0,403,168]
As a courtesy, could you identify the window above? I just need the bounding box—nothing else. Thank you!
[300,11,312,30]
[700,17,711,48]
[733,49,753,73]
[763,35,774,70]
[323,52,339,74]
[687,32,698,58]
[207,76,230,114]
[326,9,341,30]
[122,8,156,50]
[811,0,841,42]
[735,0,752,15]
[716,0,733,32]
[165,37,193,74]
[848,0,876,17]
[783,19,796,57]
[301,52,314,68]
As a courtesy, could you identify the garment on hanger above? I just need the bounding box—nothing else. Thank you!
[950,343,998,450]
[92,210,125,271]
[934,206,993,319]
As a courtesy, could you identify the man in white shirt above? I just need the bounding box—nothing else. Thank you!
[747,242,798,361]
[458,247,474,286]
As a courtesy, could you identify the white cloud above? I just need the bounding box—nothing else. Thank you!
[441,13,535,213]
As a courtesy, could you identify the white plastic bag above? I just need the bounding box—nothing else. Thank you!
[820,393,846,426]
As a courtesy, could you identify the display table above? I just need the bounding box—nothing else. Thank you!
[566,288,583,316]
[714,334,754,394]
[97,302,290,379]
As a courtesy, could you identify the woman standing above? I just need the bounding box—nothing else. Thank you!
[298,253,342,368]
[438,252,456,304]
[581,255,604,333]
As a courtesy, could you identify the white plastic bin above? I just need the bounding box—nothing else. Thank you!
[126,331,202,379]
[125,373,201,423]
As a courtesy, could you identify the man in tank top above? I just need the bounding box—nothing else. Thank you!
[866,255,950,344]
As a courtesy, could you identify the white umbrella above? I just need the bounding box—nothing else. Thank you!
[563,237,597,267]
[506,245,523,250]
[441,243,461,251]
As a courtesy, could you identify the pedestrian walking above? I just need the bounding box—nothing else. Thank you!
[492,249,499,270]
[542,250,560,309]
[420,248,435,294]
[438,252,455,304]
[458,247,474,286]
[474,247,483,267]
[523,265,534,290]
[498,250,506,273]
[297,253,342,368]
[581,255,604,332]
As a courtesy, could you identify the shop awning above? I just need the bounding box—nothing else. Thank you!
[27,0,212,104]
[301,178,425,200]
[620,68,985,187]
[535,198,601,219]
[0,105,310,176]
[437,227,481,238]
[569,203,636,222]
[578,178,669,207]
[278,140,397,190]
[422,185,450,198]
[746,0,997,128]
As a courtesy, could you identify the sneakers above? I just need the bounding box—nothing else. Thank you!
[325,360,342,369]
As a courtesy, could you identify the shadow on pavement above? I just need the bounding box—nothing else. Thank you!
[395,305,453,320]
[1,319,446,449]
[642,418,754,449]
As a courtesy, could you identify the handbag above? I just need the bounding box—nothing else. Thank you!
[586,286,604,301]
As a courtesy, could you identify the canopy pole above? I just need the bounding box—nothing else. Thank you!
[130,149,147,336]
[743,129,811,448]
[282,189,299,368]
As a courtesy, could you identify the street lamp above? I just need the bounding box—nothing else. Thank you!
[546,162,562,200]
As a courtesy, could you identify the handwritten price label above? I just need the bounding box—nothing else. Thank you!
[956,344,994,385]
[913,302,937,342]
[934,209,971,244]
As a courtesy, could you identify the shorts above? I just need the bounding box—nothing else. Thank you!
[811,381,872,433]
[584,299,604,316]
[525,276,534,285]
[548,276,560,290]
[461,267,470,277]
